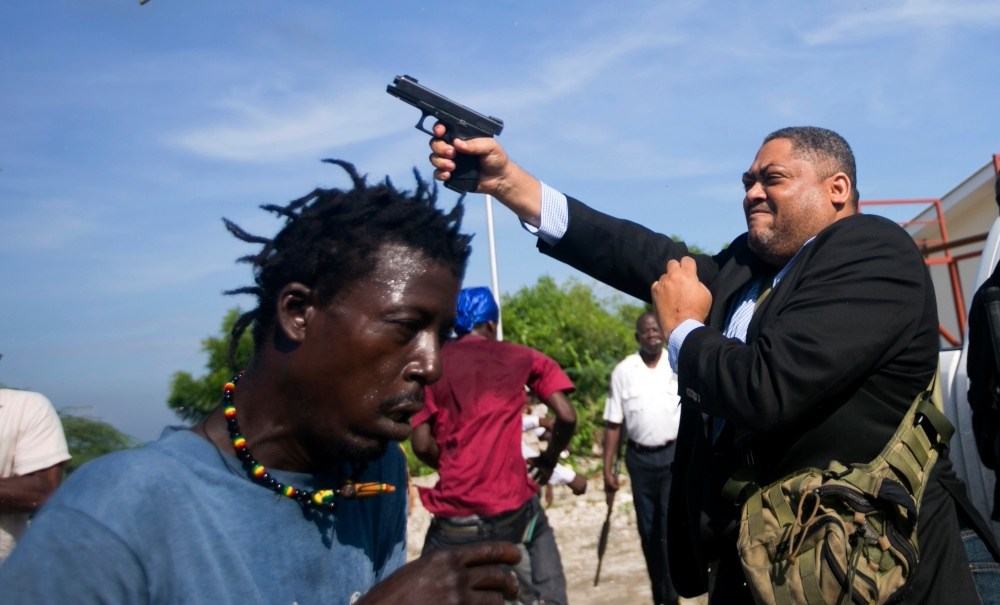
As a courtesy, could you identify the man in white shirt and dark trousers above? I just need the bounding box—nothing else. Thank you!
[603,312,682,605]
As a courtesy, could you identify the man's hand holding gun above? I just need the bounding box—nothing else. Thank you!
[387,75,503,193]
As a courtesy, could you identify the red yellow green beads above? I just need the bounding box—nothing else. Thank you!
[220,371,395,512]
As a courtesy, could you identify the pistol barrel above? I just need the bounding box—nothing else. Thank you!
[387,75,503,137]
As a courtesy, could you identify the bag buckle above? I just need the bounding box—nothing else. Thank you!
[913,412,940,444]
[828,464,854,480]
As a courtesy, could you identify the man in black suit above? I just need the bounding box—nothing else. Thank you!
[967,172,1000,522]
[426,125,998,604]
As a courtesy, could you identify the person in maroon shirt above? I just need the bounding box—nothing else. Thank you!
[412,286,577,604]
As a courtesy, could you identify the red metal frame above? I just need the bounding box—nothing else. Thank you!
[860,198,969,346]
[858,155,1000,347]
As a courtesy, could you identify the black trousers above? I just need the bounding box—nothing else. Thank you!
[626,442,679,605]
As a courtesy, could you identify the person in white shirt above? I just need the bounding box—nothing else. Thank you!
[603,312,681,605]
[515,406,586,605]
[521,408,586,498]
[0,387,71,564]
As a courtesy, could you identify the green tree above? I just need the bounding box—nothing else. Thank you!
[670,235,709,257]
[167,308,253,422]
[59,411,141,474]
[501,276,646,455]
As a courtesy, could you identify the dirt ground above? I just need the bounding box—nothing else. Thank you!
[407,471,656,605]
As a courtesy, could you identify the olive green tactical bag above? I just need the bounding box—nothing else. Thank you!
[726,374,953,605]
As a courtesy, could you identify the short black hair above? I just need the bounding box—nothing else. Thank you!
[635,311,656,331]
[764,126,859,206]
[223,159,472,361]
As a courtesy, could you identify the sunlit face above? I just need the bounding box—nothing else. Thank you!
[635,314,664,357]
[291,243,460,464]
[741,138,840,266]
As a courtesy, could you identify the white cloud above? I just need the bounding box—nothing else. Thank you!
[0,200,99,252]
[531,30,684,102]
[801,0,1000,46]
[163,4,687,164]
[165,80,404,162]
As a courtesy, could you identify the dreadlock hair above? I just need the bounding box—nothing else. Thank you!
[222,159,472,365]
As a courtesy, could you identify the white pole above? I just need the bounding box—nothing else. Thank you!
[485,194,503,341]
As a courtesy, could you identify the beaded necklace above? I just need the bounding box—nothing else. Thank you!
[222,373,395,511]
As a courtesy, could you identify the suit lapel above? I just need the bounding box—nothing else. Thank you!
[709,246,770,330]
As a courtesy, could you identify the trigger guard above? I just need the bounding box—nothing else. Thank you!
[414,113,436,137]
[416,113,462,143]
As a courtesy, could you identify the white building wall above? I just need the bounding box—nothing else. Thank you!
[902,161,998,347]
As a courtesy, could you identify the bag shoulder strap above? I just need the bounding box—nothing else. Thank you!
[837,368,952,506]
[724,366,953,507]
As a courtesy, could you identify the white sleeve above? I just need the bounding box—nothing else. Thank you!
[11,391,71,475]
[603,365,626,424]
[549,463,576,486]
[522,414,540,432]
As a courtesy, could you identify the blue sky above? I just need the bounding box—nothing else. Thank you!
[2,1,998,442]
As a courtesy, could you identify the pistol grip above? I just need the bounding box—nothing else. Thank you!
[446,152,480,193]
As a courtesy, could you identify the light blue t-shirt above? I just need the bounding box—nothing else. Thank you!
[0,427,408,605]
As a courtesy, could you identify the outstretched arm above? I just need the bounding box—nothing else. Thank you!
[429,123,542,227]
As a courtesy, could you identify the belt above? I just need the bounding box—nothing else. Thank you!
[628,439,674,454]
[435,503,530,536]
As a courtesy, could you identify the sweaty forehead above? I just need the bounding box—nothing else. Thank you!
[367,244,458,301]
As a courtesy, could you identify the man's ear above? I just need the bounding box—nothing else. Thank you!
[483,320,499,340]
[276,282,315,344]
[828,172,852,210]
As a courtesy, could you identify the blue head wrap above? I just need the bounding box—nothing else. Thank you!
[454,287,499,335]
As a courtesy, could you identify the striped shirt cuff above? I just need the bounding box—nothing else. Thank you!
[667,319,703,373]
[520,181,568,246]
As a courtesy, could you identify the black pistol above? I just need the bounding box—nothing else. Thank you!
[387,75,504,193]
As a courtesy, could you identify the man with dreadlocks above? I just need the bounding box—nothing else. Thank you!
[0,160,521,604]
